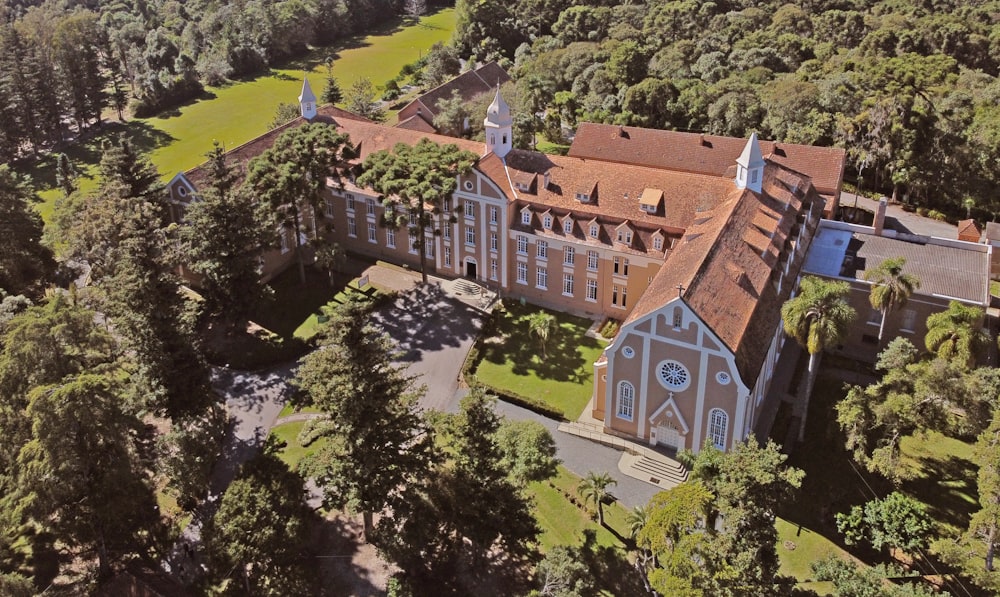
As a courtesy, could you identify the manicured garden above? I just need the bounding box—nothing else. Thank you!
[28,8,457,222]
[470,300,607,420]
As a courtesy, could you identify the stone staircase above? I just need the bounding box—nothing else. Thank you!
[558,420,689,489]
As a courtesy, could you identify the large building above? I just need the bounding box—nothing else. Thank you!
[168,79,847,453]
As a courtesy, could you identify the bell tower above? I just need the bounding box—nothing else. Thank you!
[299,77,317,120]
[483,86,512,158]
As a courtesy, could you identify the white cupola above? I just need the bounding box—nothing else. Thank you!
[299,77,317,120]
[483,86,513,158]
[735,132,765,193]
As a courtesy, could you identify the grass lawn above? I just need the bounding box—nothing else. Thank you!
[292,276,386,341]
[991,280,999,298]
[473,301,606,420]
[27,8,456,222]
[781,370,981,595]
[270,420,331,470]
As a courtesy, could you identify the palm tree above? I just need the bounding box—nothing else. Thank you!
[925,300,987,367]
[781,276,856,442]
[864,257,919,344]
[528,311,557,360]
[314,242,346,287]
[626,505,648,539]
[578,471,617,527]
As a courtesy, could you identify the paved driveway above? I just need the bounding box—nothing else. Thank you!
[369,283,483,412]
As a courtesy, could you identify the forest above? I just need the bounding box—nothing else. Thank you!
[0,0,410,161]
[454,0,1000,218]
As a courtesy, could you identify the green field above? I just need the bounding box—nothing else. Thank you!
[30,8,456,222]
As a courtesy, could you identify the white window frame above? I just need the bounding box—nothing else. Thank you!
[347,216,357,238]
[324,198,334,218]
[386,228,396,248]
[490,232,498,252]
[543,215,552,229]
[536,267,548,290]
[516,262,527,284]
[590,224,599,238]
[465,200,475,220]
[563,273,574,296]
[366,198,375,215]
[490,259,498,280]
[521,210,531,225]
[586,279,597,302]
[708,409,728,450]
[490,206,498,224]
[564,219,573,234]
[617,381,635,420]
[444,246,452,267]
[653,235,663,251]
[346,194,356,211]
[564,246,575,265]
[517,235,528,255]
[587,250,598,271]
[537,240,548,260]
[367,222,377,243]
[465,227,476,246]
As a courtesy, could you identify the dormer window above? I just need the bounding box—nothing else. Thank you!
[521,210,531,225]
[653,235,663,251]
[575,193,590,203]
[589,224,599,238]
[563,219,573,234]
[543,215,552,229]
[616,228,633,245]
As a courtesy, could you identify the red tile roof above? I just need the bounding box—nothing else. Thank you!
[395,114,438,134]
[626,164,822,386]
[568,124,846,198]
[398,62,511,121]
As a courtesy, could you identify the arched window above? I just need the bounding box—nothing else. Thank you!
[617,382,635,420]
[708,409,728,450]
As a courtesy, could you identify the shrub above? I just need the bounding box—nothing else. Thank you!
[600,318,620,339]
[297,416,333,447]
[927,209,948,222]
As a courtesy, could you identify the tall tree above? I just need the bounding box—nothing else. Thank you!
[294,295,435,542]
[180,142,269,326]
[15,373,161,579]
[637,481,715,596]
[836,492,932,556]
[344,77,385,121]
[244,123,351,284]
[864,257,919,344]
[495,419,559,486]
[578,471,616,527]
[0,166,55,298]
[925,300,987,368]
[357,138,477,284]
[96,135,162,201]
[781,276,856,442]
[203,450,318,595]
[421,42,460,87]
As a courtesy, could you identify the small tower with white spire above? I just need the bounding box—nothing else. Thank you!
[735,132,765,193]
[483,86,513,158]
[299,77,317,120]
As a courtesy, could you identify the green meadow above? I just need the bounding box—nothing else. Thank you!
[29,8,456,222]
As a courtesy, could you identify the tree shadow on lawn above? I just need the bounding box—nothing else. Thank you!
[370,284,482,362]
[578,529,648,595]
[900,453,978,534]
[480,307,602,383]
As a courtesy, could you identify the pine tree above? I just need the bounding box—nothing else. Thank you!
[0,166,55,297]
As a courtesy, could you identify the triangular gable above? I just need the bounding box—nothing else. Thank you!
[648,396,690,434]
[167,172,196,202]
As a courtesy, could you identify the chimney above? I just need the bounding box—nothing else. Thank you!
[542,172,550,189]
[873,196,888,236]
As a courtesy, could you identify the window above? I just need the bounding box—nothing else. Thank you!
[613,256,621,274]
[673,308,682,329]
[517,235,528,254]
[622,346,635,358]
[624,259,629,276]
[537,240,548,259]
[444,225,451,240]
[657,360,691,391]
[586,279,597,301]
[444,246,452,267]
[617,382,635,420]
[587,250,598,271]
[653,235,663,251]
[490,206,498,224]
[444,199,452,213]
[409,211,418,227]
[516,262,527,284]
[589,224,599,238]
[367,222,377,243]
[543,215,552,229]
[490,259,497,280]
[346,194,356,211]
[465,227,476,246]
[386,228,396,248]
[366,199,375,215]
[612,284,627,308]
[324,198,334,218]
[347,217,357,237]
[708,409,728,450]
[564,246,575,265]
[521,210,531,225]
[425,241,434,258]
[901,309,917,332]
[490,232,498,252]
[536,267,548,289]
[409,236,418,254]
[280,230,290,254]
[564,219,573,234]
[465,200,475,219]
[563,273,574,296]
[750,170,758,184]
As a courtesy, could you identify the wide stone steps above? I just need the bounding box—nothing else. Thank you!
[630,454,688,485]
